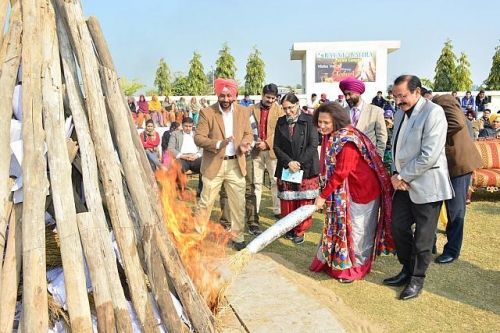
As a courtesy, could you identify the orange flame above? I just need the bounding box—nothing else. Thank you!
[155,154,231,311]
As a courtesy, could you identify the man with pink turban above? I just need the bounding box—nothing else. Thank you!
[194,78,254,251]
[339,77,387,157]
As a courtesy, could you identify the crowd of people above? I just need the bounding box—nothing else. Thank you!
[129,75,498,301]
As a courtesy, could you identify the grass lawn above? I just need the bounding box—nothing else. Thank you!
[189,176,500,332]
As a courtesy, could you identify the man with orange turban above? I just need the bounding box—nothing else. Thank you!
[194,78,254,250]
[339,77,387,157]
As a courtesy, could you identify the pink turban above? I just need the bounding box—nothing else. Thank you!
[214,78,238,98]
[339,77,365,95]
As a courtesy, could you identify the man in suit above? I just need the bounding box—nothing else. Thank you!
[432,95,482,264]
[194,78,253,250]
[251,83,284,219]
[168,117,203,195]
[383,75,453,300]
[339,77,388,157]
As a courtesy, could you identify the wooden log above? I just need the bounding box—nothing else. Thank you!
[21,0,49,330]
[0,203,20,333]
[55,10,132,332]
[87,16,215,333]
[40,1,92,330]
[55,0,157,330]
[0,0,10,53]
[77,213,115,333]
[91,30,186,333]
[0,0,21,285]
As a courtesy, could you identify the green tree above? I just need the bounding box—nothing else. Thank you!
[206,69,215,94]
[187,52,208,95]
[215,43,236,79]
[455,52,473,91]
[171,72,190,96]
[154,58,172,96]
[484,45,500,90]
[420,78,434,90]
[144,88,158,96]
[244,47,265,95]
[433,39,458,91]
[119,76,145,96]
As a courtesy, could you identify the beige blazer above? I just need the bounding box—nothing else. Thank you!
[354,101,388,157]
[250,102,284,159]
[194,103,253,179]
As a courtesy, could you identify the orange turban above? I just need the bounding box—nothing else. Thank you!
[214,78,238,98]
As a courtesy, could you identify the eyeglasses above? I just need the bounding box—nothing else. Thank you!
[393,93,410,100]
[282,104,297,111]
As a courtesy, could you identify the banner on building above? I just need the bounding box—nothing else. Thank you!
[315,50,377,83]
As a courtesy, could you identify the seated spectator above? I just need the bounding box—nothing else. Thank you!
[319,93,329,104]
[386,90,395,109]
[481,109,492,128]
[452,91,460,104]
[200,97,208,109]
[149,94,163,127]
[336,94,348,108]
[239,94,253,107]
[161,122,180,156]
[128,96,138,124]
[188,96,201,126]
[161,96,176,127]
[475,90,488,113]
[371,91,386,108]
[141,119,163,170]
[461,91,475,111]
[466,109,482,139]
[478,114,500,139]
[176,97,188,120]
[136,94,150,128]
[168,117,203,195]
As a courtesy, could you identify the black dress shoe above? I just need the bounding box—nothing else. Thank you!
[248,225,263,236]
[338,278,354,284]
[435,254,456,264]
[232,241,246,251]
[383,271,410,286]
[399,277,424,300]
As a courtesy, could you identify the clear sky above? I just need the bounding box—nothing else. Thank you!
[83,0,500,92]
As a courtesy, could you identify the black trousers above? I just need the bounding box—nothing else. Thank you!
[179,157,203,194]
[392,190,442,277]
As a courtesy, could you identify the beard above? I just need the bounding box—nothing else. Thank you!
[219,100,233,109]
[347,95,360,108]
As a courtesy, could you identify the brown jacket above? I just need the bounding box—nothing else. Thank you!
[194,103,253,179]
[432,94,482,178]
[250,101,284,159]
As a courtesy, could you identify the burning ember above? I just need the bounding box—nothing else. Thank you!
[155,155,232,311]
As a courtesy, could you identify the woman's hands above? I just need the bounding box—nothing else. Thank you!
[288,160,301,173]
[314,196,326,210]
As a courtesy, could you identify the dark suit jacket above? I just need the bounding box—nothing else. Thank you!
[432,94,482,178]
[273,113,319,179]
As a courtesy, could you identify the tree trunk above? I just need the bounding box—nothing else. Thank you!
[55,0,157,330]
[0,0,21,286]
[21,0,49,330]
[55,8,132,332]
[40,2,92,330]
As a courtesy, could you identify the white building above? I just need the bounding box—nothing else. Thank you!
[291,40,401,101]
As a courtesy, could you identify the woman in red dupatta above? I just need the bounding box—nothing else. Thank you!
[310,102,394,283]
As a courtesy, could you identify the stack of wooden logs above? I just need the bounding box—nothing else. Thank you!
[0,0,214,331]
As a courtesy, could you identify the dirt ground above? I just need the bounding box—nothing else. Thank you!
[218,253,383,333]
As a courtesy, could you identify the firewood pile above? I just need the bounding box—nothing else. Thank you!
[0,0,214,331]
